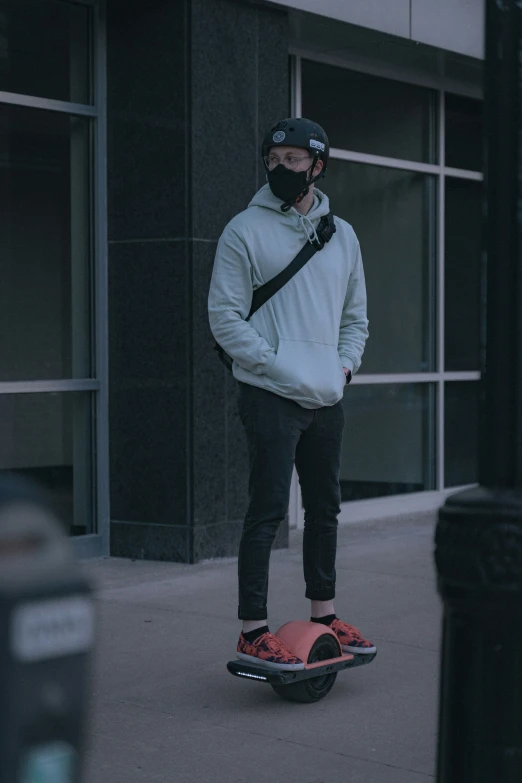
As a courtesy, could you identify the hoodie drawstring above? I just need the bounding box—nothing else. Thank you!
[298,214,320,246]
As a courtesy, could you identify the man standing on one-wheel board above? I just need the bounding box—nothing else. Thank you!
[208,117,376,671]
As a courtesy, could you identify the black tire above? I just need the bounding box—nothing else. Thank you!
[271,633,340,703]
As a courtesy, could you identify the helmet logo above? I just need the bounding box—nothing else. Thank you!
[273,130,286,143]
[310,139,325,151]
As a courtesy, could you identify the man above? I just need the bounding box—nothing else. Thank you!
[208,117,375,670]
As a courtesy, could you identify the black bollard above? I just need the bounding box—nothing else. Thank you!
[435,2,522,782]
[0,475,95,783]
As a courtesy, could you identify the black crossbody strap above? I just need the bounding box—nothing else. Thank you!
[213,212,336,371]
[247,212,336,320]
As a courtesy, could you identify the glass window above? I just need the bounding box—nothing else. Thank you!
[302,59,437,164]
[0,104,93,381]
[0,392,95,535]
[0,0,92,104]
[340,383,436,501]
[445,382,479,487]
[326,160,437,373]
[445,93,483,172]
[445,178,482,371]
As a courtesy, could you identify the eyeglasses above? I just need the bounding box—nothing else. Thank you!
[263,154,312,170]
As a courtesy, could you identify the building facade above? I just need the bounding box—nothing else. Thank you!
[0,0,484,561]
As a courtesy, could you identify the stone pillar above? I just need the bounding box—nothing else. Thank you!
[107,0,289,562]
[189,0,289,559]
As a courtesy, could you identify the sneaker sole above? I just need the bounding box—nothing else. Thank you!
[341,643,377,655]
[236,652,305,671]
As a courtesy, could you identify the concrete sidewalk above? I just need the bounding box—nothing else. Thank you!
[83,513,440,783]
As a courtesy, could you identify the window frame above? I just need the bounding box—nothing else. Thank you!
[0,0,108,558]
[290,51,482,524]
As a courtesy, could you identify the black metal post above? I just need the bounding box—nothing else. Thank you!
[435,2,522,781]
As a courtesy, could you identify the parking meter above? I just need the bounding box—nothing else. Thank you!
[0,475,95,783]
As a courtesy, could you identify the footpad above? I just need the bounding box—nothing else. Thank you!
[227,652,375,686]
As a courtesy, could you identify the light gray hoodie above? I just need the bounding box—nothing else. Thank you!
[208,184,368,410]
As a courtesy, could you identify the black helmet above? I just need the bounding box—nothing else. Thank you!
[261,117,329,177]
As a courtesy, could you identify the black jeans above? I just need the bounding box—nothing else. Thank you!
[237,382,344,621]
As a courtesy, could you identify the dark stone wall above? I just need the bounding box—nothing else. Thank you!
[107,0,191,561]
[107,0,289,562]
[189,0,290,559]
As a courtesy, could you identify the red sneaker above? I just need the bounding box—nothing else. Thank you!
[237,631,305,671]
[330,618,376,655]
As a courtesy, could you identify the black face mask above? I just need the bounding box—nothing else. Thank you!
[267,164,311,210]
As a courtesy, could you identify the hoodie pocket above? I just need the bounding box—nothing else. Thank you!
[267,339,346,405]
